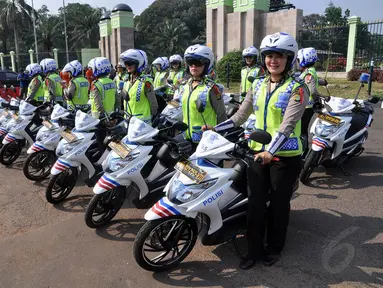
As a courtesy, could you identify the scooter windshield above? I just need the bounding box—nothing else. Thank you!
[195,130,234,158]
[51,104,70,121]
[19,100,37,115]
[127,117,159,142]
[326,97,355,114]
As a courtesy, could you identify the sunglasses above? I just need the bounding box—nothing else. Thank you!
[124,61,137,66]
[186,59,204,67]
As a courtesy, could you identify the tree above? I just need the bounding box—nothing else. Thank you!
[270,0,286,7]
[154,19,190,55]
[302,14,326,28]
[135,0,206,57]
[58,3,104,51]
[0,0,37,68]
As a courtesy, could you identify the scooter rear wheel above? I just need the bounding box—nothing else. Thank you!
[133,215,198,272]
[0,141,21,166]
[45,167,78,204]
[23,150,56,181]
[84,187,126,228]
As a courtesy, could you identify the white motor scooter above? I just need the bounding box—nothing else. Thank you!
[84,116,189,228]
[132,129,272,272]
[22,104,75,181]
[45,110,126,204]
[0,100,43,166]
[0,98,20,145]
[300,73,380,183]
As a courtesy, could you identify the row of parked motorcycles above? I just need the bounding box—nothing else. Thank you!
[0,73,380,272]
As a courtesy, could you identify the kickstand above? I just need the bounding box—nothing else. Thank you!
[339,164,351,176]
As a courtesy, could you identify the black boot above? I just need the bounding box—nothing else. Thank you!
[239,255,257,270]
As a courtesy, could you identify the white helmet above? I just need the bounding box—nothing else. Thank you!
[120,49,148,74]
[40,58,57,74]
[260,32,298,73]
[297,47,318,68]
[152,57,169,71]
[242,46,259,58]
[25,63,42,77]
[87,57,111,77]
[184,44,214,76]
[169,54,183,65]
[62,60,83,77]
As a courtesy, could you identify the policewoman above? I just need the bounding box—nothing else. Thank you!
[240,46,263,101]
[181,44,226,145]
[120,49,158,124]
[212,32,309,269]
[40,58,64,105]
[62,60,89,110]
[24,64,44,104]
[297,47,322,136]
[88,57,119,118]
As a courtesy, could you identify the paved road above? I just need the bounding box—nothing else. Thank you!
[0,109,382,288]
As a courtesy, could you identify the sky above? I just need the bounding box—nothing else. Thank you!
[29,0,383,22]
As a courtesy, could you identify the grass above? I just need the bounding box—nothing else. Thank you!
[220,78,383,100]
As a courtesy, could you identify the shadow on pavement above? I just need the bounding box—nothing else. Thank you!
[5,157,25,171]
[95,219,145,242]
[304,155,383,190]
[53,194,92,213]
[151,208,383,288]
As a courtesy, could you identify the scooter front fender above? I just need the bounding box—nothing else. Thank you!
[144,197,198,221]
[2,133,21,144]
[311,136,332,152]
[50,158,79,175]
[93,174,131,195]
[27,142,47,154]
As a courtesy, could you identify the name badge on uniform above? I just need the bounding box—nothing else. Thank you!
[275,92,289,109]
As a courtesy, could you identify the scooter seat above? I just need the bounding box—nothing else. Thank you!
[360,102,374,115]
[346,112,369,139]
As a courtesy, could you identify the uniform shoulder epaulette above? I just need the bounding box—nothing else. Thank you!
[294,76,305,84]
[205,77,217,88]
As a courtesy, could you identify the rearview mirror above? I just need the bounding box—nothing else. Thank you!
[249,129,272,145]
[247,76,255,83]
[195,97,205,113]
[368,95,380,104]
[318,79,328,86]
[173,121,188,131]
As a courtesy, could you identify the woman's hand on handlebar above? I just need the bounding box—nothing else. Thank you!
[202,125,215,132]
[254,151,273,165]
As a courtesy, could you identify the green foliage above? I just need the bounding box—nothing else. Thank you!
[346,68,383,83]
[216,50,243,82]
[134,0,205,58]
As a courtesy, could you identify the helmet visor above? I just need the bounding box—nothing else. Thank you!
[185,58,204,67]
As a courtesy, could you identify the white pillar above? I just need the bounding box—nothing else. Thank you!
[10,51,16,72]
[28,49,34,64]
[53,48,58,66]
[0,53,4,70]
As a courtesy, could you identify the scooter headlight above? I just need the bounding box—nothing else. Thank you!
[57,138,83,156]
[106,153,139,172]
[315,120,343,138]
[36,130,55,142]
[169,175,218,203]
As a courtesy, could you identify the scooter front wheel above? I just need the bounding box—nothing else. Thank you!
[133,215,198,272]
[84,187,126,228]
[300,149,321,184]
[0,141,21,166]
[23,150,56,181]
[45,167,78,204]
